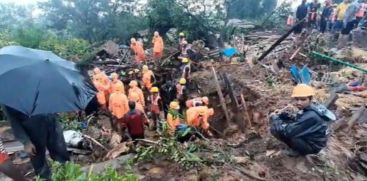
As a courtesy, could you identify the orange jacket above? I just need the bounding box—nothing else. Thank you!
[110,80,125,94]
[186,106,211,130]
[167,112,181,135]
[93,80,107,105]
[109,93,129,119]
[131,42,146,62]
[128,87,145,107]
[152,36,164,53]
[142,70,154,90]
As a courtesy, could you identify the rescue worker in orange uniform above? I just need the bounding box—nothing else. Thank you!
[150,87,162,130]
[128,92,145,113]
[128,80,145,107]
[93,67,111,106]
[185,96,209,108]
[110,72,125,95]
[93,75,108,109]
[166,101,182,135]
[186,106,214,136]
[130,38,146,63]
[109,83,129,126]
[152,31,164,61]
[142,65,155,91]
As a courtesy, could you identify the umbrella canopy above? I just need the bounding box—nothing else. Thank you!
[0,46,96,116]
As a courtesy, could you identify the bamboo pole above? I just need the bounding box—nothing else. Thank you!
[311,51,367,73]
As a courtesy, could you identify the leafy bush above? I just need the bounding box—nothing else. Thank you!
[37,161,138,181]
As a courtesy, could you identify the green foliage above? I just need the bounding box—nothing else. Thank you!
[261,1,293,30]
[135,122,202,168]
[146,0,225,41]
[40,0,148,42]
[226,0,278,19]
[0,26,92,61]
[37,161,138,181]
[0,30,18,48]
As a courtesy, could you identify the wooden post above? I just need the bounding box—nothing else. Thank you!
[223,73,239,108]
[211,66,231,127]
[240,94,252,128]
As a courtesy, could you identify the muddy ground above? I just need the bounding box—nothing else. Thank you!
[2,31,367,180]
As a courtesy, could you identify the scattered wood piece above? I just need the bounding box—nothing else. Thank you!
[67,147,92,155]
[135,139,159,145]
[290,47,301,60]
[83,134,108,151]
[231,165,267,181]
[105,142,131,159]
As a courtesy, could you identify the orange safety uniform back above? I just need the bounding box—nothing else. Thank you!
[153,36,164,53]
[110,80,125,94]
[131,42,146,62]
[128,87,145,107]
[142,70,154,90]
[109,92,129,119]
[186,106,213,130]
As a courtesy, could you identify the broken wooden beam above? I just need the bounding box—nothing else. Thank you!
[211,66,231,127]
[258,19,306,61]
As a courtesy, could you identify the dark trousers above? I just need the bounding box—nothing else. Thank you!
[320,19,328,33]
[271,128,317,155]
[22,116,69,180]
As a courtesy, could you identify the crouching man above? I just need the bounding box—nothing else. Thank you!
[270,84,336,156]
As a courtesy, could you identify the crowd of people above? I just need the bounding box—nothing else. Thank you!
[92,31,215,143]
[291,0,366,47]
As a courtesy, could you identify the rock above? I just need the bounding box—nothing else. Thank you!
[352,28,367,48]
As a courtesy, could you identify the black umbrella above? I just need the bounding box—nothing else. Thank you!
[0,46,96,116]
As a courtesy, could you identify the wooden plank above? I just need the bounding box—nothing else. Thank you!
[211,67,231,127]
